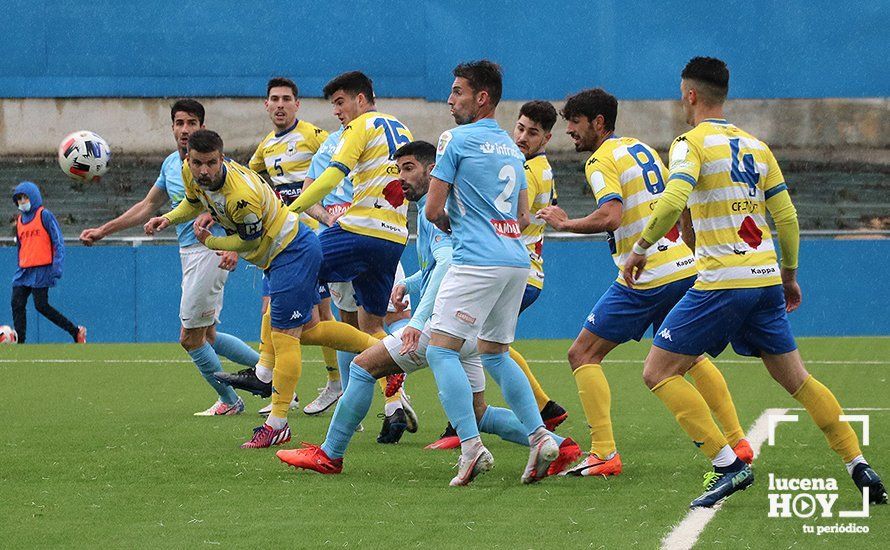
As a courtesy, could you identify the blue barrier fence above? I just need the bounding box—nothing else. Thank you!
[1,239,887,343]
[1,1,887,99]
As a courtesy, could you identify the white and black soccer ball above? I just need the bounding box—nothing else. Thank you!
[58,130,111,182]
[0,325,18,344]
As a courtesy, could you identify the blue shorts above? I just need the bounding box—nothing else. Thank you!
[262,267,330,300]
[583,276,696,344]
[519,284,541,315]
[317,223,405,317]
[265,228,323,330]
[654,284,798,358]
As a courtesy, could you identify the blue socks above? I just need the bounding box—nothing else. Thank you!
[321,363,375,459]
[479,406,564,447]
[479,406,528,445]
[385,317,411,335]
[482,352,545,436]
[188,343,238,405]
[337,351,357,391]
[426,345,479,442]
[211,332,260,367]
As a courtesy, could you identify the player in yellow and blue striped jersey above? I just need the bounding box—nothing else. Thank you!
[249,77,342,417]
[623,57,886,508]
[144,130,379,450]
[287,71,414,442]
[538,88,750,478]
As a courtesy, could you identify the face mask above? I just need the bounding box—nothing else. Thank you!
[17,201,31,213]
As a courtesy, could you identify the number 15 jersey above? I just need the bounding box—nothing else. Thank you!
[330,111,412,245]
[431,118,530,269]
[588,136,696,289]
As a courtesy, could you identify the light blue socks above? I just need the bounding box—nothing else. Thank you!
[427,345,479,442]
[321,363,375,459]
[211,332,260,367]
[188,343,238,405]
[481,351,545,437]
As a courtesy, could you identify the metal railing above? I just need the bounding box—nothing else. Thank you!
[0,229,887,247]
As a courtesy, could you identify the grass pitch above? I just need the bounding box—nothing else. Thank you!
[1,338,888,548]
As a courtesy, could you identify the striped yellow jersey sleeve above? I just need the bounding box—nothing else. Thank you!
[183,160,299,270]
[522,154,554,289]
[331,111,411,244]
[668,120,784,290]
[591,137,697,290]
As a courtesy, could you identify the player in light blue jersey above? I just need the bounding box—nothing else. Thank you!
[79,99,259,416]
[424,61,563,486]
[277,141,578,475]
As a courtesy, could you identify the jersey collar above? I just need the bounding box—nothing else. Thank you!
[526,151,547,161]
[703,118,730,125]
[275,119,299,138]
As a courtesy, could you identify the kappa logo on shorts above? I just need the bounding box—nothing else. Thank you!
[586,313,596,325]
[290,310,303,321]
[658,328,673,341]
[454,310,477,325]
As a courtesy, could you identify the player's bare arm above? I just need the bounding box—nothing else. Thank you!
[81,185,168,245]
[538,199,621,234]
[425,177,451,233]
[516,187,530,230]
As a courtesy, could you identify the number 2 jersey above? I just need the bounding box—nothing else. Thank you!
[431,118,529,269]
[587,136,696,289]
[330,111,412,244]
[666,119,786,290]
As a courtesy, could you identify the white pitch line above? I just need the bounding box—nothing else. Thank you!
[1,358,889,366]
[660,407,789,550]
[0,359,326,364]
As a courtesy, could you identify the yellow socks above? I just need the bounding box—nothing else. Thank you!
[652,375,728,459]
[687,357,745,446]
[792,375,862,462]
[257,309,275,370]
[510,347,550,410]
[321,346,341,382]
[269,331,302,421]
[301,321,377,353]
[574,364,615,459]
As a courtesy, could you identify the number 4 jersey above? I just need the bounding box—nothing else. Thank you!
[587,136,696,289]
[330,111,412,244]
[432,118,530,269]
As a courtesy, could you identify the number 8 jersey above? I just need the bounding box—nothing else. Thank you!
[330,111,412,244]
[587,136,696,289]
[431,118,530,269]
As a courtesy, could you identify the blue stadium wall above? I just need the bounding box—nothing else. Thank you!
[0,239,886,343]
[1,0,887,99]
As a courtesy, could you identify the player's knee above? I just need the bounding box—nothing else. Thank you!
[179,329,205,351]
[567,343,600,371]
[641,364,661,390]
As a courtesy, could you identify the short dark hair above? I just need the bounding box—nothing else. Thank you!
[267,77,299,98]
[323,71,375,103]
[560,88,618,131]
[681,57,729,103]
[170,98,205,125]
[519,100,557,132]
[453,60,503,106]
[188,129,224,154]
[393,140,437,166]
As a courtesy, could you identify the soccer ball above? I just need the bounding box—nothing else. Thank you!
[0,325,18,344]
[58,130,111,182]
